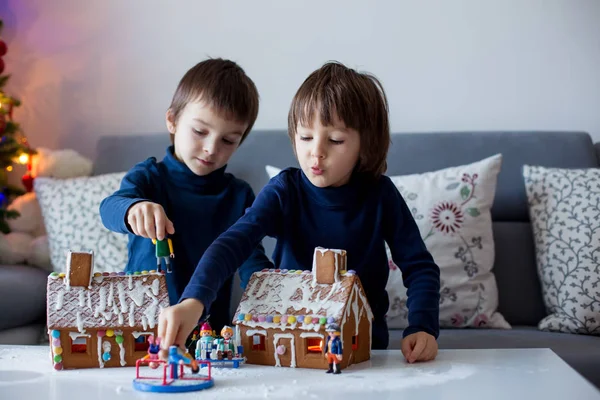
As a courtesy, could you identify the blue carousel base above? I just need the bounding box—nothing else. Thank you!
[132,377,214,393]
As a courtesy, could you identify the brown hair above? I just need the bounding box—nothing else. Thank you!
[288,61,390,179]
[168,58,259,144]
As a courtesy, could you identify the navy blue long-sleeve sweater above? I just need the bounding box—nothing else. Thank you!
[99,146,274,333]
[182,168,441,349]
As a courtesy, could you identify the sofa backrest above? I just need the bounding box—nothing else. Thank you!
[94,130,599,326]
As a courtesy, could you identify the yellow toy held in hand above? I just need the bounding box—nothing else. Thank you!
[152,237,174,273]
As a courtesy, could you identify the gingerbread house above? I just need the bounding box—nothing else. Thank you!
[233,247,373,369]
[46,251,170,370]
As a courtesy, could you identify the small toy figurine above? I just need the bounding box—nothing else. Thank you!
[141,335,161,369]
[324,323,343,374]
[195,322,214,360]
[152,237,174,273]
[216,325,236,360]
[167,345,199,378]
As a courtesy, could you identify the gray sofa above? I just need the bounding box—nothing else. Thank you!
[2,130,599,387]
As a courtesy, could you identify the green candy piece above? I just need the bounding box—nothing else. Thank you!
[115,335,124,344]
[54,354,62,363]
[319,317,327,325]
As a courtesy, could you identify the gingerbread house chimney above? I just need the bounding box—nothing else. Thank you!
[66,251,94,289]
[312,247,347,284]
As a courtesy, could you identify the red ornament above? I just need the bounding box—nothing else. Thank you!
[22,172,34,192]
[0,58,4,74]
[0,40,6,56]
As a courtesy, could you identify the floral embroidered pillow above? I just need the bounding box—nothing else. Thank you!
[524,165,600,335]
[386,154,510,329]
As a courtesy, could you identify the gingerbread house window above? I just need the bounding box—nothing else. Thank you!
[252,334,266,351]
[305,338,322,354]
[352,335,359,351]
[71,336,88,353]
[134,335,150,352]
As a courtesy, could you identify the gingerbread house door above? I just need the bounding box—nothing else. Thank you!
[273,335,294,367]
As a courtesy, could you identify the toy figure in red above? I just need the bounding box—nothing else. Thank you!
[324,323,343,374]
[142,335,161,369]
[195,322,214,360]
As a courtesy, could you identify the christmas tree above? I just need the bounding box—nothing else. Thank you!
[0,19,35,234]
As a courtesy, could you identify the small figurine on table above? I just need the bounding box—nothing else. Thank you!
[195,322,214,360]
[141,335,161,369]
[216,326,236,360]
[152,237,174,273]
[168,345,199,378]
[324,323,343,374]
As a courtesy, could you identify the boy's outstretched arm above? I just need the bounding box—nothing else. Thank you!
[158,178,286,352]
[383,178,440,363]
[238,188,275,289]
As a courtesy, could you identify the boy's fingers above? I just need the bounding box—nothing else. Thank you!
[136,217,148,238]
[401,338,412,361]
[155,211,166,241]
[158,312,167,340]
[166,218,175,235]
[409,337,427,363]
[144,211,156,240]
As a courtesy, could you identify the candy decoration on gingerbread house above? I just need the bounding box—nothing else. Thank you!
[233,247,373,369]
[46,251,170,370]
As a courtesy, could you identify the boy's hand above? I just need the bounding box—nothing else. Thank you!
[401,331,438,363]
[157,298,204,358]
[127,201,175,240]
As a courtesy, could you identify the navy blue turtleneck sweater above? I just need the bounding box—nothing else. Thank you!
[182,168,440,349]
[99,146,274,333]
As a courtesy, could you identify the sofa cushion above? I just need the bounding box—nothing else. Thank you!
[34,173,128,273]
[0,265,47,331]
[385,155,509,329]
[524,165,600,335]
[389,327,600,389]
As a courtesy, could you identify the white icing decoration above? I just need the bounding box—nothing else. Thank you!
[299,332,324,339]
[128,280,146,306]
[246,329,267,336]
[118,282,127,313]
[115,330,126,366]
[143,278,147,282]
[78,291,85,307]
[94,286,107,318]
[87,290,92,310]
[69,332,90,340]
[132,331,152,339]
[97,334,104,368]
[76,312,84,333]
[128,275,133,290]
[273,333,296,367]
[56,289,64,310]
[128,302,135,327]
[107,282,114,307]
[151,278,160,296]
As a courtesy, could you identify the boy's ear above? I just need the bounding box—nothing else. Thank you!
[166,109,176,134]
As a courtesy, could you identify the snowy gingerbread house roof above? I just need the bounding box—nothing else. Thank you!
[47,251,170,333]
[233,247,374,332]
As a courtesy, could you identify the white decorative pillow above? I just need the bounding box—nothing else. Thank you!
[34,173,128,273]
[387,154,509,329]
[266,160,509,330]
[524,165,600,335]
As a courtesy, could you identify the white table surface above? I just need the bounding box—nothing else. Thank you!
[0,345,599,400]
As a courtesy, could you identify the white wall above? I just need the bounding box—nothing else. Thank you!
[1,0,599,160]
